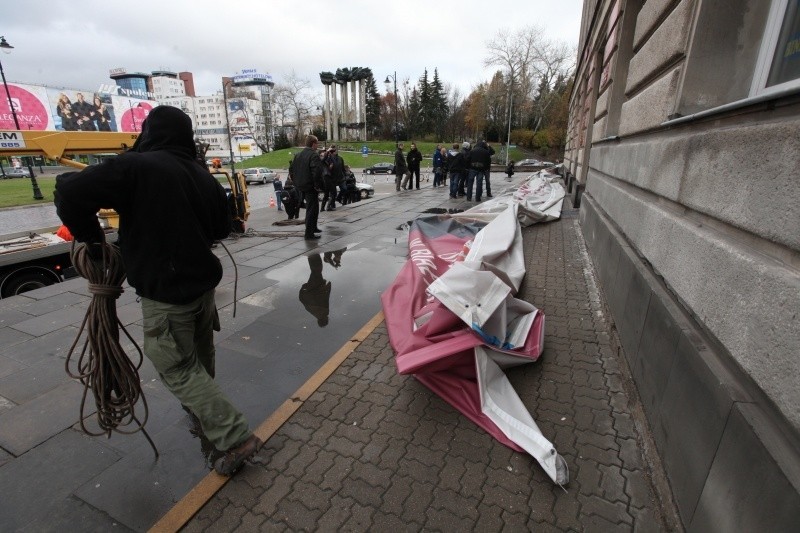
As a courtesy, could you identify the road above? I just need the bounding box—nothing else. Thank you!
[0,169,417,237]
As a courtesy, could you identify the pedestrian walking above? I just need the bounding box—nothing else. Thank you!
[394,142,408,191]
[54,105,261,476]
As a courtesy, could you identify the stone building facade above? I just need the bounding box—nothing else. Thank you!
[564,0,799,530]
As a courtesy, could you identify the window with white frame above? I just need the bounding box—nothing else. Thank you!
[751,0,800,96]
[677,0,798,115]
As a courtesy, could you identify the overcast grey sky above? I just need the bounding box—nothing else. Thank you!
[2,0,583,99]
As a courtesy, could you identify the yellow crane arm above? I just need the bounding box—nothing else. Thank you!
[0,130,138,168]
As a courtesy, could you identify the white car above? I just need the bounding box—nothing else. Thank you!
[242,167,278,185]
[4,167,33,179]
[355,181,374,199]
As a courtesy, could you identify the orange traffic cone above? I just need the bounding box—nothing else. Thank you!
[269,196,276,208]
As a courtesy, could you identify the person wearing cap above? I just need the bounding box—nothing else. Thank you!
[54,105,261,476]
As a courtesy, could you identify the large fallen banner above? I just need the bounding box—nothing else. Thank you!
[381,172,569,485]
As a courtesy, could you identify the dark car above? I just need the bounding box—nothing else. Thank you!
[363,162,395,175]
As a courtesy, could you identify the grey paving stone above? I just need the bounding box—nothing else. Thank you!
[0,429,121,532]
[0,353,26,380]
[11,304,85,336]
[0,325,81,365]
[0,380,86,455]
[0,325,34,351]
[0,307,34,327]
[74,423,211,531]
[0,356,72,403]
[10,290,88,316]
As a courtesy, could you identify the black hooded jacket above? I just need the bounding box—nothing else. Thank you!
[54,105,231,305]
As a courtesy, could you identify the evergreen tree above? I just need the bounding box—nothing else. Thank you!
[407,86,422,140]
[364,75,382,139]
[430,69,448,140]
[417,69,432,135]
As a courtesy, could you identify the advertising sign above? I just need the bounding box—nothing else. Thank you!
[0,82,158,133]
[0,84,51,130]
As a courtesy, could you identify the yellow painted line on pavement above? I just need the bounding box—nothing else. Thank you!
[148,310,385,533]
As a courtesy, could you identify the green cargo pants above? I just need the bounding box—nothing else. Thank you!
[141,290,250,452]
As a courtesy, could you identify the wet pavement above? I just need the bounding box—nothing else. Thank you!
[0,174,680,532]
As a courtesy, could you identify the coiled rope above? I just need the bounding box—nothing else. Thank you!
[65,241,158,458]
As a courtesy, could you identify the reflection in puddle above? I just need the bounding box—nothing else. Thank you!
[298,248,348,326]
[234,246,403,334]
[299,254,332,327]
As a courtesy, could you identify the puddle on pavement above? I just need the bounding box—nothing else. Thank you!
[224,245,403,346]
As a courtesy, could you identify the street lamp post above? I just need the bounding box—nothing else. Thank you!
[0,36,43,200]
[221,79,237,174]
[384,72,398,142]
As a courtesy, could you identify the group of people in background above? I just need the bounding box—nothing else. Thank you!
[394,140,501,202]
[280,137,525,238]
[56,92,113,131]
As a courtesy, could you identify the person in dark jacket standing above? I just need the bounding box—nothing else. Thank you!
[281,176,301,219]
[432,144,443,187]
[484,141,495,198]
[467,140,492,201]
[290,135,324,239]
[394,142,408,191]
[53,106,260,476]
[447,142,467,199]
[406,142,423,190]
[321,145,344,211]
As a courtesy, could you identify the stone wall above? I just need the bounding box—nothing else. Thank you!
[566,0,800,529]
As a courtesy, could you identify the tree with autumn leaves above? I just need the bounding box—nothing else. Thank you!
[368,25,573,159]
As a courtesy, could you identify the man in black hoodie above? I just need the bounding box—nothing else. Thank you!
[54,106,260,476]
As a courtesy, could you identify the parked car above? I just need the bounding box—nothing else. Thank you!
[242,167,278,184]
[540,161,555,167]
[363,162,395,175]
[516,159,542,167]
[4,167,33,179]
[355,181,374,199]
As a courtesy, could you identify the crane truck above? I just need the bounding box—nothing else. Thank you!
[0,130,250,299]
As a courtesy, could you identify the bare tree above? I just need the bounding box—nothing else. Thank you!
[484,26,576,157]
[273,70,318,145]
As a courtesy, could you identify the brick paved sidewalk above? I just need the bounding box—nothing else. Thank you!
[182,207,681,532]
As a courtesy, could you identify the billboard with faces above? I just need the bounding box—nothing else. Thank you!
[0,82,158,132]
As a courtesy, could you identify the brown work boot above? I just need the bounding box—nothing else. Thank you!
[213,434,262,476]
